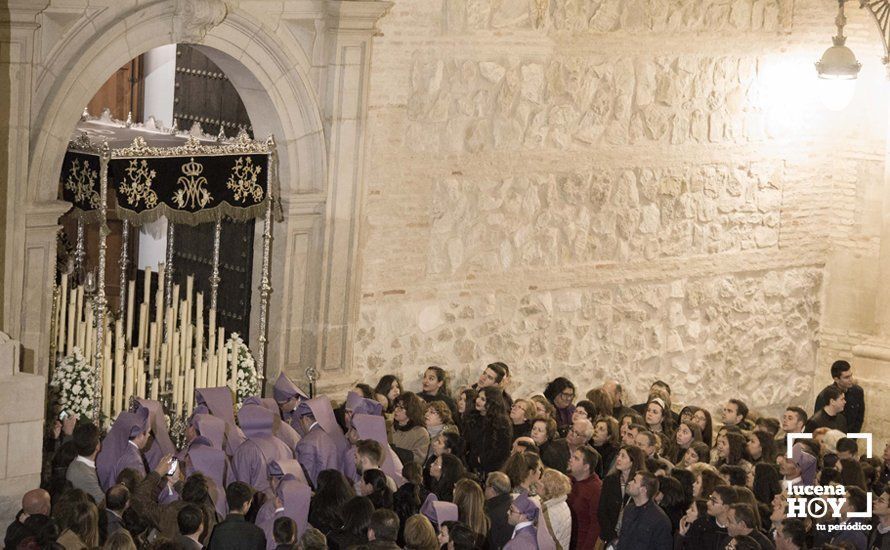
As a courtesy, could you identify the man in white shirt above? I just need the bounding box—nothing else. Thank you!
[66,423,105,504]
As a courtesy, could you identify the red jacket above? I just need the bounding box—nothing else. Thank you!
[567,473,602,550]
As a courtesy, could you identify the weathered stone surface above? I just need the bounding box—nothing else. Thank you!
[354,268,821,414]
[444,0,793,33]
[406,55,777,153]
[428,162,783,273]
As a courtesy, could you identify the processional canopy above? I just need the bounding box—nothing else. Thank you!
[61,114,279,225]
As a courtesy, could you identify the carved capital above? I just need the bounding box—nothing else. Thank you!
[326,1,393,35]
[173,0,228,43]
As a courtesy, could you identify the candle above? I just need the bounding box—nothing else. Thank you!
[143,266,152,305]
[114,350,124,417]
[185,369,195,416]
[125,350,134,401]
[148,321,157,377]
[75,285,83,347]
[66,292,76,355]
[217,327,226,387]
[102,336,112,418]
[84,306,94,360]
[125,280,135,346]
[58,274,68,351]
[137,303,148,354]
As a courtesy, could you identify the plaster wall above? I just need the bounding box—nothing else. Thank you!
[355,0,890,439]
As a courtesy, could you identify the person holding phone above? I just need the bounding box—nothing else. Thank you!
[66,422,105,504]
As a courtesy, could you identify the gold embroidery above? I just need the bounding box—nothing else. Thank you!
[64,158,100,208]
[118,159,159,208]
[226,156,264,203]
[173,158,212,209]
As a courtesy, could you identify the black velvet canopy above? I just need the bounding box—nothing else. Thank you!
[61,118,277,225]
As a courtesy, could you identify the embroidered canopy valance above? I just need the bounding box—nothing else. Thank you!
[61,117,278,225]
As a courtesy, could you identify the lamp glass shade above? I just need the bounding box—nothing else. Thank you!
[815,43,861,111]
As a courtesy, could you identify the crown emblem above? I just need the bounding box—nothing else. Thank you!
[181,157,204,177]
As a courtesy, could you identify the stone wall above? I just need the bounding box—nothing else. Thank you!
[356,0,890,423]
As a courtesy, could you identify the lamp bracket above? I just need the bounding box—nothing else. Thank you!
[860,0,890,64]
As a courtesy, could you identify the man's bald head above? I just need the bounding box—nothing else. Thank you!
[22,489,51,516]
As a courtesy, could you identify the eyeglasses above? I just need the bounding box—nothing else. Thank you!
[394,404,405,410]
[559,391,575,398]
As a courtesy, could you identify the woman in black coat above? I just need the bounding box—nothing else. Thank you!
[464,386,513,477]
[597,445,647,545]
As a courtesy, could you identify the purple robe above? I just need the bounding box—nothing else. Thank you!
[420,494,458,529]
[352,414,404,485]
[243,396,301,451]
[272,372,308,403]
[294,423,340,488]
[232,405,294,492]
[345,391,384,417]
[256,474,310,550]
[186,436,230,517]
[96,409,150,490]
[504,525,539,550]
[192,414,227,450]
[135,399,176,470]
[195,387,246,455]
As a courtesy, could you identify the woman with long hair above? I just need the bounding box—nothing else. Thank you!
[745,430,777,464]
[751,463,783,505]
[692,467,726,500]
[402,514,439,550]
[309,469,356,536]
[597,445,647,546]
[501,452,543,495]
[359,468,393,510]
[691,408,713,446]
[464,386,512,476]
[418,366,458,419]
[674,422,704,465]
[424,401,458,458]
[452,479,490,548]
[374,375,402,413]
[677,499,708,538]
[838,458,869,491]
[535,468,573,550]
[544,377,577,435]
[508,399,536,440]
[584,388,615,419]
[715,432,752,474]
[423,431,465,488]
[427,453,466,503]
[682,441,712,468]
[456,387,477,433]
[392,392,431,465]
[326,496,374,550]
[57,499,98,550]
[592,415,620,476]
[654,475,688,534]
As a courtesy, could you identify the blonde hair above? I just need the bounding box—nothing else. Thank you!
[453,478,490,538]
[538,468,572,501]
[403,515,438,550]
[103,530,137,550]
[512,399,536,421]
[688,462,718,479]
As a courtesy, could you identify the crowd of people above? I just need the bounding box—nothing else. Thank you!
[5,359,890,550]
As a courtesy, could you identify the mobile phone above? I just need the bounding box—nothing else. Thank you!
[167,458,179,476]
[59,410,69,421]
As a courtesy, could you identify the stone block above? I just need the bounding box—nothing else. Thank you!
[0,374,45,424]
[6,421,43,478]
[0,424,7,478]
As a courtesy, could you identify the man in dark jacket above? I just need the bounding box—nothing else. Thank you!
[727,504,774,550]
[814,360,865,433]
[805,385,848,433]
[868,486,890,550]
[208,482,266,550]
[366,509,401,549]
[3,489,51,549]
[615,471,671,550]
[484,472,513,549]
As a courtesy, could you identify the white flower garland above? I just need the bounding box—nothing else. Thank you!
[50,348,96,419]
[226,333,261,407]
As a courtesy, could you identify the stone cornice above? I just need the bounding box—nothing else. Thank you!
[0,0,50,27]
[325,0,393,33]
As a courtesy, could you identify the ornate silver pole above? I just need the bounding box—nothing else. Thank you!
[165,222,175,309]
[118,220,129,318]
[93,142,110,425]
[74,217,86,279]
[209,220,222,311]
[256,138,276,390]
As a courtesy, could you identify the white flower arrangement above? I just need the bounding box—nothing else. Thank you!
[50,348,96,419]
[226,333,261,407]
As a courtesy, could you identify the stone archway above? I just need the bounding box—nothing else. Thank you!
[6,0,391,390]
